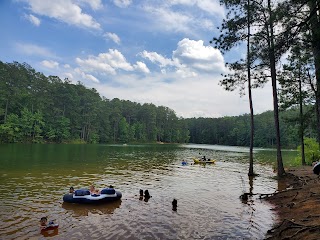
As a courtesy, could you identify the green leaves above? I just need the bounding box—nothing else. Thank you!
[0,61,189,144]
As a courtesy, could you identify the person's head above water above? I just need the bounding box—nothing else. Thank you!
[40,217,47,226]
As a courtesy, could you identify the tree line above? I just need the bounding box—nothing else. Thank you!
[210,0,320,176]
[184,108,317,149]
[0,61,317,151]
[0,61,190,144]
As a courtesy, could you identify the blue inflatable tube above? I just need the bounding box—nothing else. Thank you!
[63,188,122,204]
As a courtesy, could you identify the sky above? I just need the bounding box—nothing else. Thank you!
[0,0,274,118]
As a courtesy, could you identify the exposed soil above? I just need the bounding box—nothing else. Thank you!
[264,166,320,240]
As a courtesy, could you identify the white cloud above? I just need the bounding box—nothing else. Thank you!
[76,56,116,75]
[195,0,224,16]
[71,38,248,118]
[140,50,175,68]
[26,0,101,30]
[113,0,132,8]
[141,38,226,76]
[41,60,59,68]
[173,38,226,73]
[77,0,103,10]
[75,68,100,83]
[64,68,100,83]
[25,14,41,26]
[15,42,55,57]
[103,32,121,45]
[76,49,134,75]
[91,71,270,118]
[134,61,150,73]
[140,1,219,36]
[168,0,225,17]
[143,6,192,34]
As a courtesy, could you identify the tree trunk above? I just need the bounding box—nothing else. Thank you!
[247,0,254,176]
[308,0,320,148]
[4,98,9,123]
[268,0,285,177]
[298,74,306,165]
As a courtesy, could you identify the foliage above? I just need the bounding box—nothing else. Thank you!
[0,61,189,144]
[0,60,318,147]
[295,138,320,165]
[184,109,317,149]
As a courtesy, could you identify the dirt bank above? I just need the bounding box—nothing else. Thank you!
[265,166,320,240]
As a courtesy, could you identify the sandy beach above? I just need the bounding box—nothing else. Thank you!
[265,166,320,240]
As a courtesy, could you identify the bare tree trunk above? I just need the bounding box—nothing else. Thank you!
[298,74,306,165]
[267,0,285,177]
[4,99,9,123]
[308,0,320,147]
[247,0,254,176]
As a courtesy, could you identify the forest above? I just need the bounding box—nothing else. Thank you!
[208,0,320,175]
[0,61,317,148]
[0,61,190,144]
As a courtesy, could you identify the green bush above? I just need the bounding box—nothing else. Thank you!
[295,138,320,165]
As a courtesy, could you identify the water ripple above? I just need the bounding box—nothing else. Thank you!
[0,144,278,239]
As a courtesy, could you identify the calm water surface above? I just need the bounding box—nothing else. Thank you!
[0,144,297,239]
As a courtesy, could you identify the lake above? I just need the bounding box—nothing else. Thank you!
[0,144,297,239]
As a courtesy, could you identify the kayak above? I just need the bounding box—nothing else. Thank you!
[193,158,216,164]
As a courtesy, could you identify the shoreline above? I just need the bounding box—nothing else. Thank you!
[264,166,320,239]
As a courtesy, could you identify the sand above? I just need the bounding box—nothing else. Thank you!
[264,166,320,240]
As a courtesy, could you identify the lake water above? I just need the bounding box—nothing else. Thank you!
[0,144,297,239]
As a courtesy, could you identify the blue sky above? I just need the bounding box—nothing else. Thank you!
[0,0,273,118]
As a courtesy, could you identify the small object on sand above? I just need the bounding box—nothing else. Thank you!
[139,189,144,197]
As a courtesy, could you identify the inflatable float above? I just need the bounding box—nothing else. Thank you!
[41,222,59,231]
[63,188,122,204]
[193,158,216,164]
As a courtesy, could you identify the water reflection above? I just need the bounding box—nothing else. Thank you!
[0,144,281,239]
[61,200,122,216]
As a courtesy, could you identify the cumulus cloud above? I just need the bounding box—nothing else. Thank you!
[92,71,263,118]
[103,32,121,45]
[113,0,132,8]
[41,60,59,68]
[140,38,226,76]
[62,68,99,83]
[173,38,226,73]
[25,14,41,26]
[134,61,150,73]
[140,51,175,68]
[74,68,100,83]
[25,0,101,30]
[76,49,134,75]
